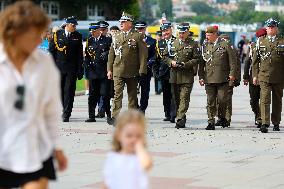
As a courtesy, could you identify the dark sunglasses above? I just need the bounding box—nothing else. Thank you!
[14,85,25,110]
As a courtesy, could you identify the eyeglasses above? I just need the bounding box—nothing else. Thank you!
[14,85,25,110]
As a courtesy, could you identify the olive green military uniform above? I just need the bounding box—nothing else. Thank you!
[252,35,284,126]
[107,29,148,118]
[243,42,261,125]
[164,37,200,123]
[199,37,237,125]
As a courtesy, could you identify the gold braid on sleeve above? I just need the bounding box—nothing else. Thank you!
[54,32,67,54]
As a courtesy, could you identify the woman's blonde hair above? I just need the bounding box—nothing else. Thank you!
[112,110,146,152]
[0,0,50,51]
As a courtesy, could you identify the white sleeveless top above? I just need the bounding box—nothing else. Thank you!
[104,152,149,189]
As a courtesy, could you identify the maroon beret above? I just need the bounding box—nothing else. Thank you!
[255,28,267,38]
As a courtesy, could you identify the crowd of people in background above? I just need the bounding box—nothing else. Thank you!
[0,0,284,188]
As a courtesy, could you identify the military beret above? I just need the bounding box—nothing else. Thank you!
[65,16,78,25]
[255,28,267,38]
[134,21,147,28]
[265,18,280,27]
[156,30,162,36]
[177,23,190,33]
[160,22,172,31]
[205,26,218,33]
[89,22,100,31]
[119,12,134,22]
[98,21,109,28]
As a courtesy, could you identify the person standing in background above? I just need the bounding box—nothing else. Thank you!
[0,1,67,188]
[135,21,156,114]
[49,16,84,122]
[153,30,163,95]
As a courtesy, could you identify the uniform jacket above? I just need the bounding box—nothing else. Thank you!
[164,37,200,84]
[145,35,156,76]
[198,37,237,84]
[243,43,256,84]
[49,29,83,74]
[153,36,176,80]
[107,29,148,78]
[85,35,112,80]
[252,35,284,83]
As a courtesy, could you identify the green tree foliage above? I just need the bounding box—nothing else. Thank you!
[140,0,155,24]
[157,0,173,20]
[190,1,214,15]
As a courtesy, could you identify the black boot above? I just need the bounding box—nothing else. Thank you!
[175,117,186,129]
[85,118,96,122]
[221,118,230,128]
[63,117,69,122]
[273,125,280,131]
[107,117,116,126]
[170,117,176,123]
[206,123,215,130]
[256,122,262,128]
[95,111,105,118]
[260,124,269,133]
[163,117,171,121]
[215,119,223,126]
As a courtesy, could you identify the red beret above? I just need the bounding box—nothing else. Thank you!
[255,28,267,38]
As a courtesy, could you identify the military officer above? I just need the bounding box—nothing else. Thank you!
[96,20,112,118]
[84,23,112,123]
[153,22,176,123]
[164,23,200,129]
[135,21,156,113]
[198,26,237,130]
[252,18,284,133]
[215,34,241,127]
[107,12,148,125]
[49,16,83,122]
[243,28,267,128]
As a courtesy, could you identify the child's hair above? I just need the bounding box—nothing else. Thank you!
[112,109,146,152]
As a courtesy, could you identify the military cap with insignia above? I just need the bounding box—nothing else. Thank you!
[119,12,134,22]
[89,22,100,31]
[160,21,172,31]
[134,21,147,28]
[98,21,109,28]
[65,16,78,25]
[205,26,218,33]
[177,23,190,32]
[265,18,280,27]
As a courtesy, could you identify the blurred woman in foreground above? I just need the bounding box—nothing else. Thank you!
[0,1,67,189]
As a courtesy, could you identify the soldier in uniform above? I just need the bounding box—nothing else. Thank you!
[153,22,176,123]
[135,21,156,113]
[154,30,163,95]
[198,26,237,130]
[252,18,284,133]
[96,21,112,118]
[49,16,83,122]
[215,34,240,127]
[84,23,112,123]
[163,23,201,128]
[107,12,148,125]
[243,28,267,128]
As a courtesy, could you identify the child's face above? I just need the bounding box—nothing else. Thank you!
[119,123,144,153]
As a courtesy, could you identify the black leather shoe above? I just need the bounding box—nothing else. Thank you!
[63,117,69,122]
[221,119,230,128]
[107,117,116,126]
[175,118,186,129]
[206,123,215,130]
[260,124,269,133]
[85,118,96,122]
[95,112,105,118]
[163,117,171,121]
[256,122,262,128]
[170,117,175,123]
[273,125,280,131]
[215,119,222,126]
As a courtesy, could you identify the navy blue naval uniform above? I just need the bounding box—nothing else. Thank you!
[138,35,156,113]
[85,34,112,120]
[49,20,83,121]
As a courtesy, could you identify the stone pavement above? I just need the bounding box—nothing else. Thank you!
[51,77,284,189]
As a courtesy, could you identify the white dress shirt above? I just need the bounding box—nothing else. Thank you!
[0,44,61,173]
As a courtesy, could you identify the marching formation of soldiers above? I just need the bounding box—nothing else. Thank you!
[49,13,284,133]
